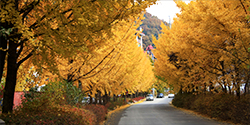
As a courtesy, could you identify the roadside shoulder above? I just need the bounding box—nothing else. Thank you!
[102,99,146,125]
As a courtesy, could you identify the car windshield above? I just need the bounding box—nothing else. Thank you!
[147,94,153,97]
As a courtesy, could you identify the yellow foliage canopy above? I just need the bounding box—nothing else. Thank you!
[154,0,250,94]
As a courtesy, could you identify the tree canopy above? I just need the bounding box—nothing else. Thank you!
[153,0,250,96]
[0,0,157,113]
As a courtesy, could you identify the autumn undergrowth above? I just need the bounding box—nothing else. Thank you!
[0,80,146,124]
[105,100,127,110]
[0,93,97,125]
[0,81,107,125]
[172,93,250,125]
[104,96,145,110]
[128,96,145,103]
[85,104,107,124]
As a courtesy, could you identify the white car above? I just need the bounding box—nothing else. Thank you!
[168,94,175,98]
[146,94,154,101]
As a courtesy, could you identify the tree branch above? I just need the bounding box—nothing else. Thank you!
[17,49,34,68]
[72,48,115,81]
[20,0,40,22]
[17,41,24,57]
[239,0,248,14]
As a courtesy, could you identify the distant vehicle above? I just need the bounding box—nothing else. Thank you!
[146,94,154,101]
[157,93,164,98]
[82,97,95,104]
[168,94,175,98]
[81,97,90,103]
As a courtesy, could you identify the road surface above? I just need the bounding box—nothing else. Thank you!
[118,97,231,125]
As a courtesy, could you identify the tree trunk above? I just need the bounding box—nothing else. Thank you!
[218,82,226,93]
[98,91,101,104]
[124,94,126,102]
[103,92,108,105]
[0,41,7,82]
[89,96,93,104]
[178,85,183,94]
[2,40,18,113]
[228,86,231,94]
[236,82,241,98]
[203,83,206,93]
[102,95,105,105]
[113,95,116,102]
[244,78,249,94]
[0,26,8,83]
[93,94,97,104]
[107,93,110,102]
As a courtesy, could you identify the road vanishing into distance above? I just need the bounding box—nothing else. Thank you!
[118,97,231,125]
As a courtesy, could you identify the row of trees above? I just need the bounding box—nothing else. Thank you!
[0,0,157,113]
[154,0,250,97]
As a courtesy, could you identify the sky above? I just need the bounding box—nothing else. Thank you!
[146,0,191,24]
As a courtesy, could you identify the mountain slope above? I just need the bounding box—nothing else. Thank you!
[141,12,169,50]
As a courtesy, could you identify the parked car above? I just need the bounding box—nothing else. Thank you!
[81,97,95,104]
[157,93,164,98]
[168,94,175,98]
[146,94,154,101]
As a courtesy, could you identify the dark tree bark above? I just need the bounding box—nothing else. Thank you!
[113,95,116,102]
[0,22,8,84]
[97,91,101,104]
[89,95,93,104]
[178,85,183,94]
[123,94,126,102]
[2,40,18,113]
[0,36,7,83]
[228,86,231,94]
[203,83,207,93]
[103,93,109,105]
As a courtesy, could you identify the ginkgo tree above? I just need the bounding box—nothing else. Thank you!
[38,13,155,104]
[0,0,157,113]
[153,0,250,96]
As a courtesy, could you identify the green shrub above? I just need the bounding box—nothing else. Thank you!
[40,81,85,106]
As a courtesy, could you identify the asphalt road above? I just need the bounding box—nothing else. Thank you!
[118,97,231,125]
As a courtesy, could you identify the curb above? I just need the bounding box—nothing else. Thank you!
[0,119,5,125]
